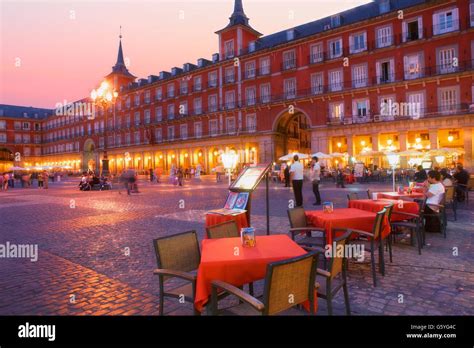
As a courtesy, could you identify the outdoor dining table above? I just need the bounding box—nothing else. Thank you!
[194,234,314,313]
[378,191,425,200]
[348,199,419,222]
[305,208,391,245]
[205,211,248,236]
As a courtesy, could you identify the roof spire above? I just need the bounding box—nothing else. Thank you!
[109,27,135,78]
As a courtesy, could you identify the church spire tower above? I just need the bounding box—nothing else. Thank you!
[105,27,136,90]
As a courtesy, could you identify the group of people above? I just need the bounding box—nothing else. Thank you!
[284,155,322,208]
[0,171,52,191]
[79,171,112,191]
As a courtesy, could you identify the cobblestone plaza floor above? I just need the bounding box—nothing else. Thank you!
[0,176,473,316]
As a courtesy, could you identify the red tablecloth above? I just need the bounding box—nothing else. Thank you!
[195,235,315,313]
[205,212,248,237]
[378,192,425,200]
[348,199,419,222]
[306,208,390,245]
[344,174,355,184]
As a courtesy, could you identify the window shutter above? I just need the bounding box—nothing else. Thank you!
[433,13,439,35]
[390,59,395,80]
[402,21,407,42]
[403,55,408,78]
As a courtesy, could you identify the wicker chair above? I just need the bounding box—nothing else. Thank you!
[304,231,352,316]
[210,251,321,316]
[341,209,387,287]
[206,220,240,239]
[287,207,326,247]
[422,194,446,239]
[391,200,424,255]
[347,192,359,201]
[153,230,201,315]
[444,186,457,221]
[206,220,255,296]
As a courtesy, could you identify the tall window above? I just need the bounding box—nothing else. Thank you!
[224,39,234,58]
[310,43,323,63]
[144,109,151,124]
[284,78,297,99]
[352,64,368,88]
[145,90,151,103]
[167,126,175,140]
[155,107,162,122]
[407,92,424,118]
[134,131,140,144]
[155,87,162,100]
[208,71,218,87]
[180,124,188,139]
[437,47,457,74]
[260,57,271,75]
[155,128,162,143]
[134,112,140,126]
[245,87,256,106]
[404,53,423,79]
[134,94,140,106]
[353,99,370,118]
[194,76,202,91]
[350,32,367,53]
[438,87,458,113]
[225,91,236,109]
[245,61,256,79]
[167,104,175,119]
[376,26,392,48]
[193,98,202,115]
[260,83,271,103]
[208,94,218,112]
[376,58,394,84]
[403,17,423,42]
[167,84,175,98]
[328,38,342,59]
[225,67,235,83]
[329,69,343,91]
[329,102,344,119]
[433,8,458,35]
[311,73,324,94]
[194,122,202,138]
[226,117,236,134]
[209,119,218,136]
[246,114,256,132]
[179,101,188,116]
[180,80,188,94]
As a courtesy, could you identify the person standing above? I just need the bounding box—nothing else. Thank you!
[414,165,427,183]
[289,155,304,207]
[453,164,470,202]
[336,165,346,188]
[149,168,154,183]
[284,163,290,187]
[42,171,49,189]
[310,156,322,205]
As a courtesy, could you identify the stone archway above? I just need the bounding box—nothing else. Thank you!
[273,108,312,159]
[83,139,97,172]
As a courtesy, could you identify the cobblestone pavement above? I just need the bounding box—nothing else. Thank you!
[0,176,472,316]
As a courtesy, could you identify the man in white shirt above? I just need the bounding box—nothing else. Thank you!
[289,155,304,207]
[310,156,321,205]
[423,170,445,233]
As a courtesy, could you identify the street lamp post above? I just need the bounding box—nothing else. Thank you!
[387,153,400,192]
[221,152,239,186]
[90,81,118,177]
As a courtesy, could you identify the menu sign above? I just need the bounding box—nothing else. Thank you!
[229,163,272,192]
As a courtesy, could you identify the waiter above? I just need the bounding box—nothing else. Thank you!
[310,156,322,205]
[289,155,304,207]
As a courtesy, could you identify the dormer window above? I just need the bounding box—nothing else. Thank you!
[379,0,390,14]
[331,15,341,28]
[249,41,256,53]
[286,29,295,41]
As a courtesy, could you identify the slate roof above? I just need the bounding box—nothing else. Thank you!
[0,104,52,120]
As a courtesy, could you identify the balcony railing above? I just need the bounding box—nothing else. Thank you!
[282,59,297,71]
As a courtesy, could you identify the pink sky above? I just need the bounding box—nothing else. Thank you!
[0,0,370,108]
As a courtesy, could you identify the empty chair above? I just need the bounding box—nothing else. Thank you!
[206,220,239,239]
[391,200,424,255]
[347,192,359,201]
[444,186,457,221]
[304,231,352,315]
[153,230,201,315]
[287,207,326,247]
[210,251,321,315]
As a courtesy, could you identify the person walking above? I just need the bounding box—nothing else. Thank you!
[310,156,322,205]
[3,173,9,191]
[336,165,346,188]
[38,172,44,189]
[149,168,154,183]
[289,155,304,207]
[42,171,49,189]
[177,167,184,186]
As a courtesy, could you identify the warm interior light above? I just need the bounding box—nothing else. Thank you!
[337,142,342,148]
[360,140,366,147]
[448,135,454,142]
[415,137,421,144]
[185,153,188,158]
[435,155,445,164]
[387,139,393,146]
